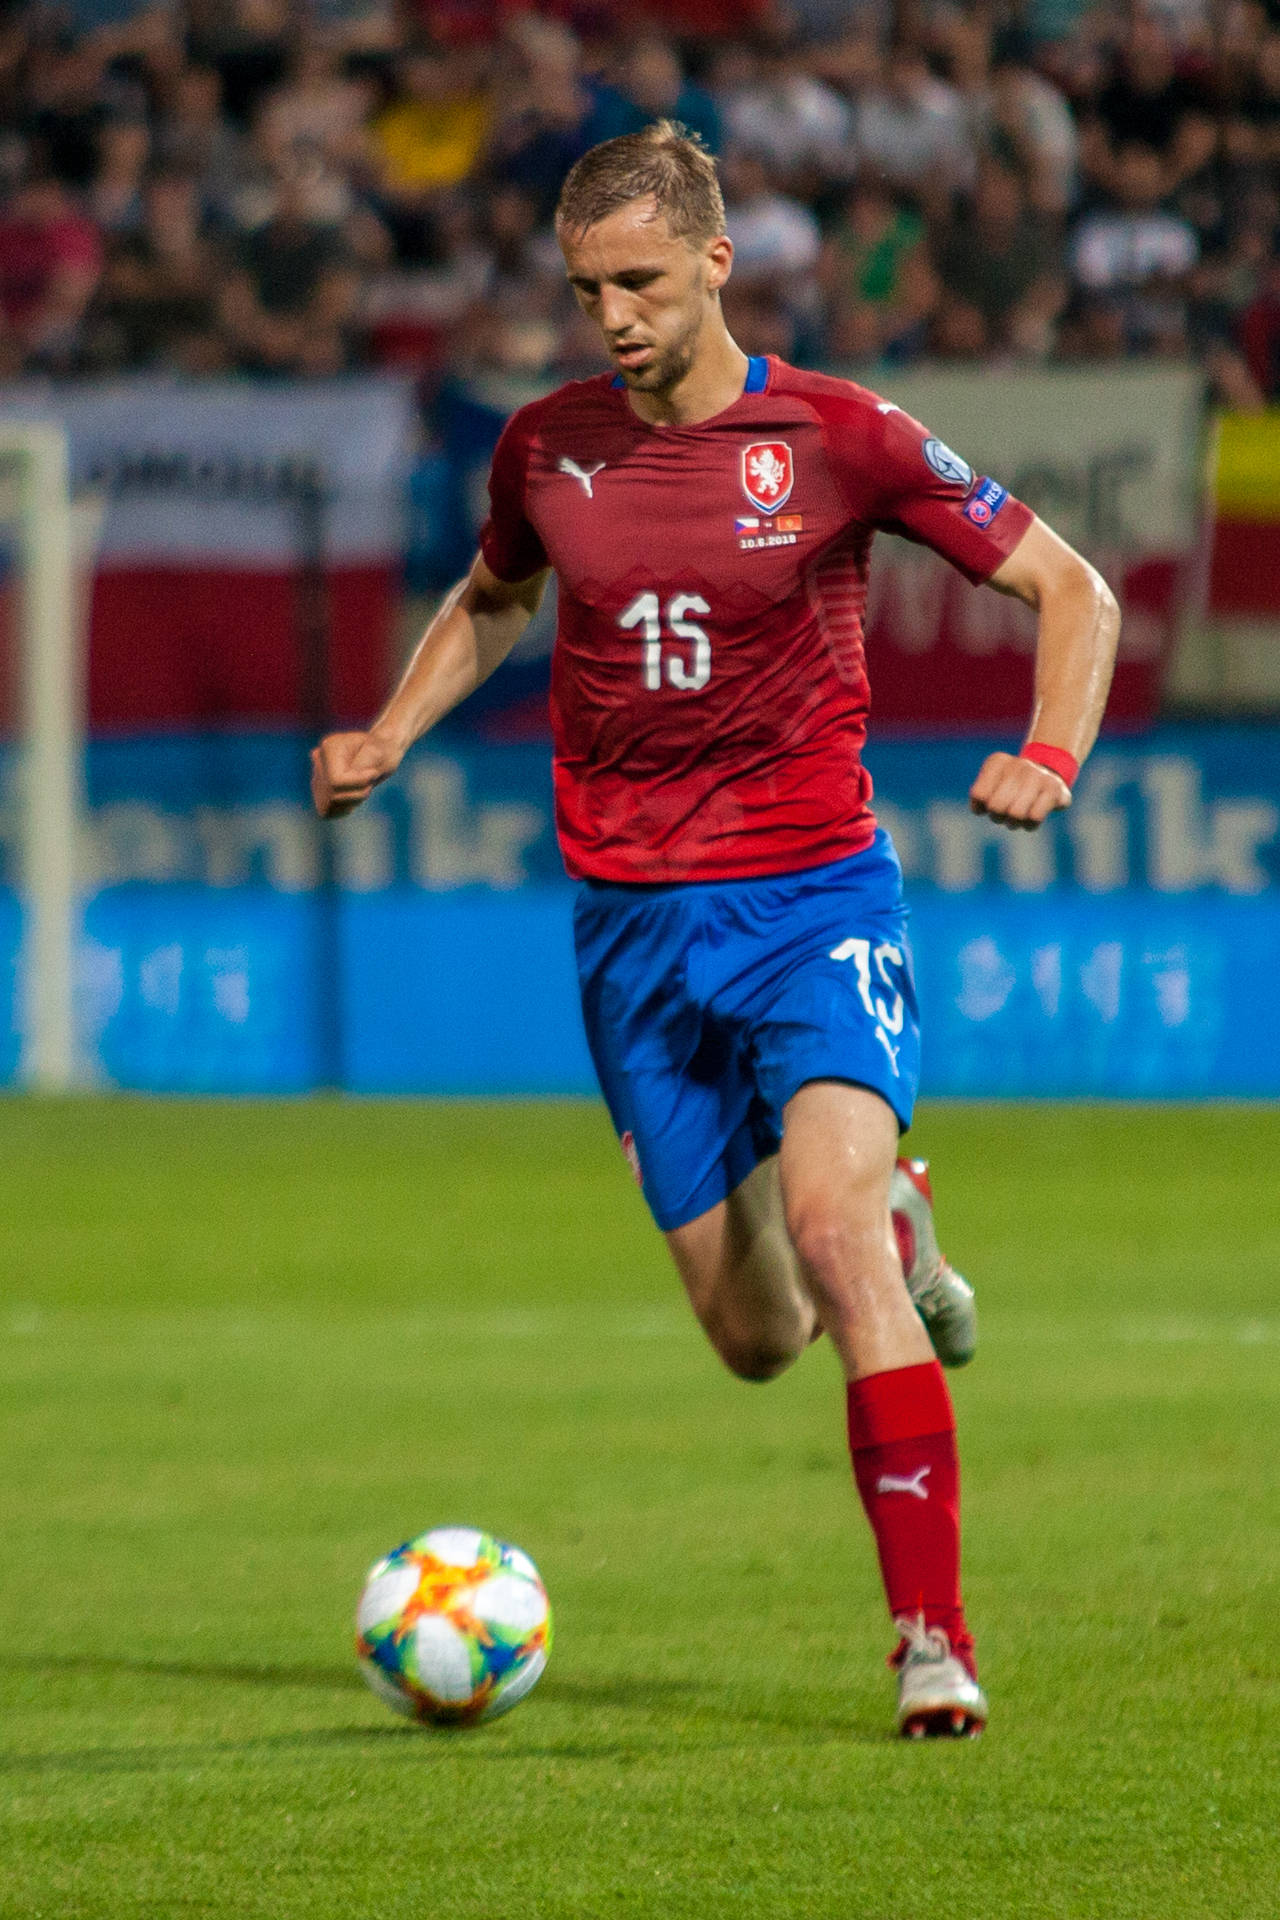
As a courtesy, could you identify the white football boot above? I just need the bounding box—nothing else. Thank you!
[893,1614,988,1739]
[890,1158,977,1368]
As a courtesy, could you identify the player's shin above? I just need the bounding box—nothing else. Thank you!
[845,1360,973,1672]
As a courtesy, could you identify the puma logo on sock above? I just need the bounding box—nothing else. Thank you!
[876,1465,931,1500]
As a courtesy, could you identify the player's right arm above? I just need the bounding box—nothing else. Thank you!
[310,553,548,818]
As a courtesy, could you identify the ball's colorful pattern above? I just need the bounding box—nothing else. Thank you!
[355,1526,551,1727]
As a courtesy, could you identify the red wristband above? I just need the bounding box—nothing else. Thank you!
[1020,742,1079,789]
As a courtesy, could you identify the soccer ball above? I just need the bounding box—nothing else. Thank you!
[355,1525,552,1727]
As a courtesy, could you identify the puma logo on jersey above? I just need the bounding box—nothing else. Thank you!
[558,456,605,498]
[876,1465,931,1500]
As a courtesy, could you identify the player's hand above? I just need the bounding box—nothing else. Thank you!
[310,730,402,819]
[969,751,1072,831]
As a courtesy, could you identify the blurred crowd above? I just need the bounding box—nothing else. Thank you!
[1,0,1278,402]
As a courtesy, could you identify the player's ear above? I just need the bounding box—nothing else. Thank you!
[705,234,733,294]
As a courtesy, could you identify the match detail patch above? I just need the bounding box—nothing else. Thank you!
[922,438,973,489]
[735,511,803,550]
[963,477,1009,526]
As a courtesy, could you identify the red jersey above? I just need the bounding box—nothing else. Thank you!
[480,355,1033,884]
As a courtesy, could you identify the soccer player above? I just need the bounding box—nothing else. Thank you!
[311,123,1120,1738]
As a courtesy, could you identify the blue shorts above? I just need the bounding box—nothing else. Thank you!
[573,830,920,1232]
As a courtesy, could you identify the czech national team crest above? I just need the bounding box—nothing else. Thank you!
[741,441,794,515]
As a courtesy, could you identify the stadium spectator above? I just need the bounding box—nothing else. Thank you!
[584,34,721,155]
[1240,30,1280,165]
[361,187,488,368]
[0,0,1269,396]
[85,114,150,232]
[1055,290,1130,363]
[721,145,821,284]
[932,162,1067,358]
[787,0,892,45]
[485,16,594,221]
[84,166,225,370]
[303,0,398,53]
[216,168,361,373]
[970,28,1079,215]
[1185,174,1277,367]
[370,43,490,197]
[479,180,566,319]
[1071,141,1200,352]
[152,63,246,215]
[610,0,772,29]
[1079,14,1216,198]
[816,176,936,363]
[0,168,102,370]
[255,40,372,180]
[715,33,854,189]
[852,39,976,216]
[188,0,290,134]
[719,279,804,360]
[20,39,118,189]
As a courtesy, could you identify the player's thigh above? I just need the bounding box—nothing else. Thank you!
[743,835,921,1170]
[664,1155,815,1379]
[574,882,761,1232]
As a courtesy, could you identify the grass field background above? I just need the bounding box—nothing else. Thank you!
[2,1098,1278,1918]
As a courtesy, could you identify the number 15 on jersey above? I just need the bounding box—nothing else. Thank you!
[619,591,712,692]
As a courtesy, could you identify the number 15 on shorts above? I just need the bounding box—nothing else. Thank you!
[830,936,905,1075]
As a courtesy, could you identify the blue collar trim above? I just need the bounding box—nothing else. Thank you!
[610,354,770,395]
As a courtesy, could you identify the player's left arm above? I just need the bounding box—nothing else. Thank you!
[970,517,1120,831]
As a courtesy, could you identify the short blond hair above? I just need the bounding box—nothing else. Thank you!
[555,120,726,246]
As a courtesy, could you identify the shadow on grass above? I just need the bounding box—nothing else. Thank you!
[0,1725,639,1777]
[3,1655,864,1731]
[0,1656,886,1773]
[0,1652,363,1691]
[538,1673,872,1741]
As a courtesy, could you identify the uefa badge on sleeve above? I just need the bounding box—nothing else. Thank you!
[741,442,794,515]
[963,477,1009,527]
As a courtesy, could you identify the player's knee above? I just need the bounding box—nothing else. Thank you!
[785,1208,876,1305]
[787,1209,853,1282]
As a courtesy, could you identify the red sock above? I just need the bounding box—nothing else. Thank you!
[846,1360,974,1674]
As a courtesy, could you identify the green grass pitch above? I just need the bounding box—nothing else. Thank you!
[2,1098,1278,1919]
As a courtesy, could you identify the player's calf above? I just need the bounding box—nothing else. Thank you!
[702,1314,811,1382]
[665,1158,818,1383]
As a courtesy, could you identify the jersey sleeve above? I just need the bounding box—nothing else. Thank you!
[479,410,548,583]
[862,402,1034,585]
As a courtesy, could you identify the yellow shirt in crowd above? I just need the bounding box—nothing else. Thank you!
[373,96,490,191]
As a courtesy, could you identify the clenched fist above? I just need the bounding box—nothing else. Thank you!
[310,730,403,819]
[969,751,1072,831]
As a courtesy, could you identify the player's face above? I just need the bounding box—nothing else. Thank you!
[560,198,732,395]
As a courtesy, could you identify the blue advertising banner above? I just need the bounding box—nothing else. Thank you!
[0,726,1276,1097]
[4,724,1275,899]
[1,884,1271,1099]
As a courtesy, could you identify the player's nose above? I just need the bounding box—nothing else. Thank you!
[599,287,636,336]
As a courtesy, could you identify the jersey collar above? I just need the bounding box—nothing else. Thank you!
[610,354,770,394]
